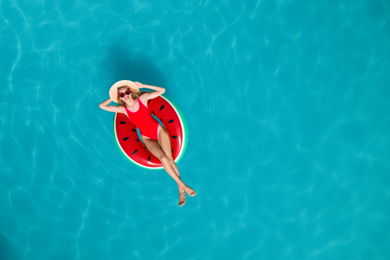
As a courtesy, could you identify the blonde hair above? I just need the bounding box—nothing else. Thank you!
[117,85,141,106]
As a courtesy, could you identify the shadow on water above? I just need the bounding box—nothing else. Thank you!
[102,44,167,89]
[0,233,19,260]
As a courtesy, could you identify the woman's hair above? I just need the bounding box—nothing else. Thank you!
[117,85,142,106]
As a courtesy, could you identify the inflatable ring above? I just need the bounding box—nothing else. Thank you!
[113,95,188,169]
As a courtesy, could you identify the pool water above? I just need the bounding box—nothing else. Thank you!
[1,0,390,259]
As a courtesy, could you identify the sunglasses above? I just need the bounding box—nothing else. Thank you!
[118,89,131,98]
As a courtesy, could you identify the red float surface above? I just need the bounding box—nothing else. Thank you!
[114,96,185,169]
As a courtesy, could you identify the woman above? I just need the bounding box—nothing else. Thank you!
[99,80,196,206]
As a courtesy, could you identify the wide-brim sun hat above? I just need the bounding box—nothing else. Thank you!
[109,80,140,103]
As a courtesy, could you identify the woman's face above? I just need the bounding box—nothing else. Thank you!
[118,87,131,101]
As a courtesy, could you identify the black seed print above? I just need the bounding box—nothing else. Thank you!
[148,100,151,104]
[132,129,136,132]
[168,119,174,123]
[120,121,126,124]
[133,149,138,155]
[160,105,165,111]
[171,136,177,139]
[148,156,151,162]
[123,137,129,141]
[136,139,139,142]
[171,149,174,154]
[152,111,155,115]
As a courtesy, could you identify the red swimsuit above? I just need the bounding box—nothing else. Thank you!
[124,98,159,140]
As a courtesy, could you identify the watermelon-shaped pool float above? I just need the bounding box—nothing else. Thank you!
[113,95,188,169]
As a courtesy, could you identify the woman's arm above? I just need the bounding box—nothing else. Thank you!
[135,82,165,102]
[99,98,122,113]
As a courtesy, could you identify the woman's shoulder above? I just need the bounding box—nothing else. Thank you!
[117,105,127,114]
[139,94,148,107]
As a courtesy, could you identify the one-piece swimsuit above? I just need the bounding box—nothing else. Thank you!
[124,98,159,140]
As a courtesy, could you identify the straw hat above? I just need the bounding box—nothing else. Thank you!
[109,80,139,103]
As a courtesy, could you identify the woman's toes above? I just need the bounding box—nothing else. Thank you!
[185,187,196,197]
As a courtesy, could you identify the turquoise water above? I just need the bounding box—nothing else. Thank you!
[1,0,390,259]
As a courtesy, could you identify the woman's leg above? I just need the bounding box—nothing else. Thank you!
[156,125,180,177]
[156,125,196,197]
[155,126,186,204]
[142,137,188,205]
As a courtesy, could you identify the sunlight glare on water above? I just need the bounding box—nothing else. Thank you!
[1,0,390,259]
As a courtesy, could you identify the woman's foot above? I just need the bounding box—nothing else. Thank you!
[184,186,196,197]
[179,188,186,206]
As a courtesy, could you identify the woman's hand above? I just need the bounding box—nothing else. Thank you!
[134,82,144,89]
[99,98,122,113]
